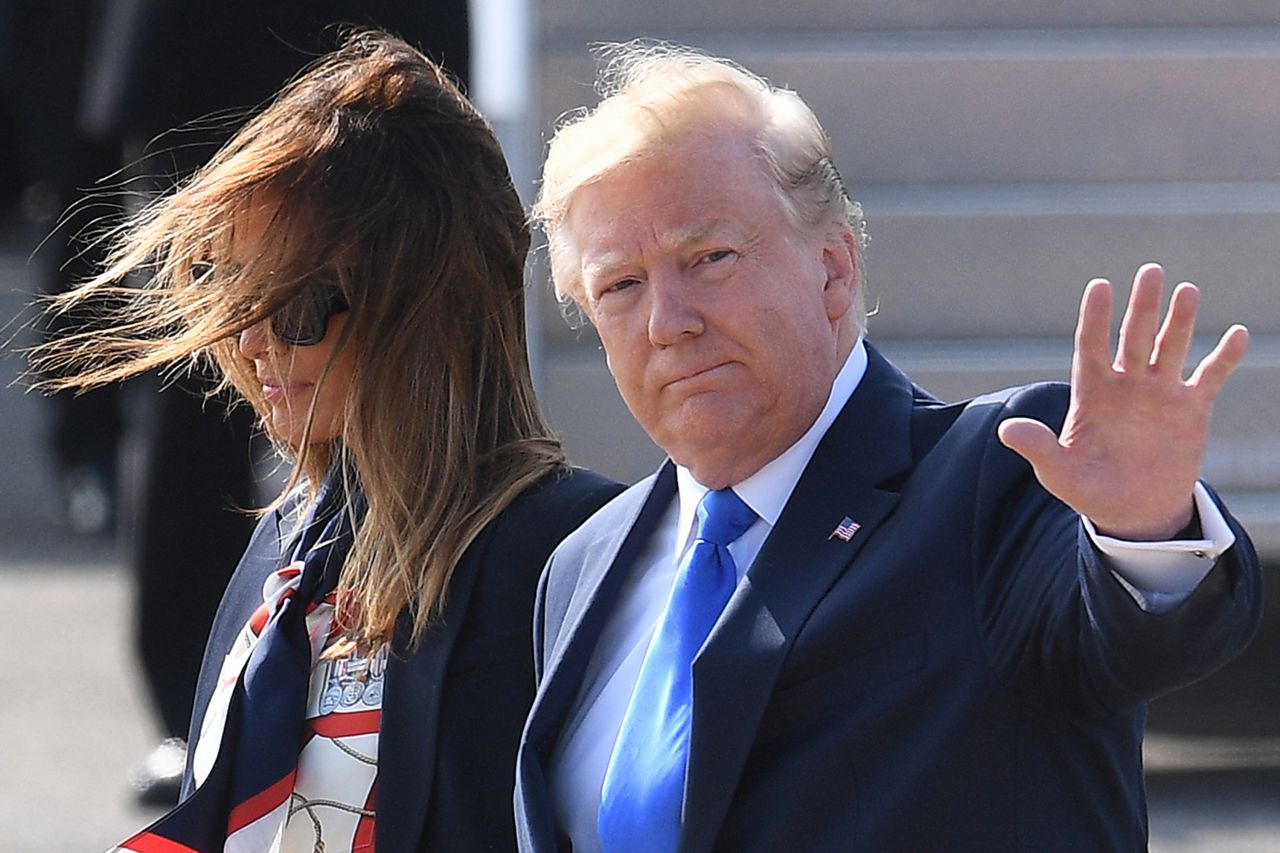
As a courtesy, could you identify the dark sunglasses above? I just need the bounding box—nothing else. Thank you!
[270,277,351,346]
[191,261,350,346]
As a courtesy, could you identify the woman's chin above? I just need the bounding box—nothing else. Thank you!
[270,411,342,450]
[267,410,304,450]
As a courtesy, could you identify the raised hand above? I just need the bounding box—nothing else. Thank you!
[997,263,1250,540]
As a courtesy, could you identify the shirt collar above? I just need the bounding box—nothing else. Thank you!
[674,337,869,550]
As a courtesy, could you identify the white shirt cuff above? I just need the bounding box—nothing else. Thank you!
[1082,482,1235,613]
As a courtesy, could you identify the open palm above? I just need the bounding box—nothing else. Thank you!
[998,263,1250,541]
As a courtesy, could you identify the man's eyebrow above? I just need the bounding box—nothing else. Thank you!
[666,220,735,249]
[581,220,739,281]
[582,254,629,280]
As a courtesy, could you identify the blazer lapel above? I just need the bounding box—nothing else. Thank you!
[518,466,676,850]
[682,346,920,853]
[182,500,298,792]
[375,527,492,852]
[524,464,676,753]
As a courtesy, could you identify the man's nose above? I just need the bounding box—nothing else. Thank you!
[647,273,704,346]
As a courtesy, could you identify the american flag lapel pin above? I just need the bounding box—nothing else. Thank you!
[829,516,861,541]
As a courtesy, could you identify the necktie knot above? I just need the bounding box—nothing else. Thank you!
[695,488,756,548]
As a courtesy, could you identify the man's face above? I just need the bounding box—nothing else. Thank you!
[564,129,858,488]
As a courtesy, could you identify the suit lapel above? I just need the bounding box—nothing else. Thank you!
[518,466,676,851]
[375,527,492,852]
[525,464,676,753]
[183,506,291,796]
[682,346,919,853]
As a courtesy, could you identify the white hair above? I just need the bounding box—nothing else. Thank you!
[532,40,868,324]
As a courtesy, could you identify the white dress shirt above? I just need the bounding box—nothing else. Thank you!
[547,338,1233,853]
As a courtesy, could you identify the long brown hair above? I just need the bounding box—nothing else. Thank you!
[30,30,565,647]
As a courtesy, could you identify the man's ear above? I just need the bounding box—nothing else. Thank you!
[821,225,858,323]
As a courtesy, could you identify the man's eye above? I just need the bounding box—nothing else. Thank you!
[607,278,640,293]
[701,250,734,264]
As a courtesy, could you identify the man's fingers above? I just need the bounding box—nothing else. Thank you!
[998,417,1062,472]
[1116,263,1165,371]
[1151,282,1199,377]
[1189,324,1251,397]
[1074,279,1114,380]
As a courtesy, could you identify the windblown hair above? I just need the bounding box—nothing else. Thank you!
[533,41,869,325]
[30,30,565,647]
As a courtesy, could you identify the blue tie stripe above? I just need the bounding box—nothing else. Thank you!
[598,488,756,853]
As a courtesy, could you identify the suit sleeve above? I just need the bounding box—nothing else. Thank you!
[967,383,1262,720]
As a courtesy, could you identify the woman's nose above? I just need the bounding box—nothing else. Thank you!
[238,319,272,360]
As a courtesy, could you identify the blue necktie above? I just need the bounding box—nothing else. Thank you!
[598,488,757,853]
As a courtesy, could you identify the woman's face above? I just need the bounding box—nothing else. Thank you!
[231,204,356,449]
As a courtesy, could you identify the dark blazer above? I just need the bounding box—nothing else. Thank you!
[515,346,1262,852]
[184,465,622,852]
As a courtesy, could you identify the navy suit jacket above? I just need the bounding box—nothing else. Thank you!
[515,346,1261,852]
[183,465,622,852]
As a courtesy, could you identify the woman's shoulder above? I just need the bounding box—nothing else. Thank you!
[448,467,623,628]
[477,465,623,566]
[503,465,625,539]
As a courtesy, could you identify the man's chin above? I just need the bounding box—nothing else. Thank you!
[661,428,767,487]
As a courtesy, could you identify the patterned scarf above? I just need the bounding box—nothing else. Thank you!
[111,469,359,853]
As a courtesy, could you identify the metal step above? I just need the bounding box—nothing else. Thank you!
[540,1,1280,38]
[540,29,1280,185]
[858,182,1280,339]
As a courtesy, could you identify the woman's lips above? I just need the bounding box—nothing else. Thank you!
[260,378,312,403]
